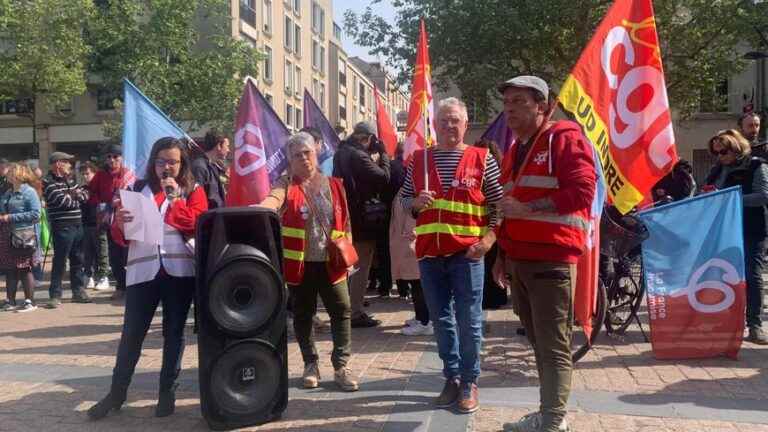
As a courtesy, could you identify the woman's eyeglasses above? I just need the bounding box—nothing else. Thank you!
[154,158,181,167]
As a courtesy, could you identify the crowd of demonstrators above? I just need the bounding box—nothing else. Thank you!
[79,161,110,291]
[402,97,504,414]
[704,129,768,345]
[43,152,92,308]
[191,130,229,209]
[88,144,135,302]
[333,121,391,328]
[88,137,208,420]
[261,132,359,392]
[0,163,42,312]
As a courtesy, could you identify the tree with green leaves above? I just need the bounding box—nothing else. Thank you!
[0,0,94,156]
[89,0,262,138]
[344,0,768,120]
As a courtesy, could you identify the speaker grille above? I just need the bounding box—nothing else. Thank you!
[208,257,282,336]
[209,342,282,416]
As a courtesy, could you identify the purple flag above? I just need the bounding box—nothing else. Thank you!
[480,112,515,154]
[303,89,340,166]
[227,78,290,205]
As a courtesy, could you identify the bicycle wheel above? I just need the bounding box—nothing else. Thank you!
[572,277,607,363]
[604,259,644,334]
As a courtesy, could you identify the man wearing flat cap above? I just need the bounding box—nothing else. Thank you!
[333,121,391,328]
[493,75,596,432]
[43,151,92,308]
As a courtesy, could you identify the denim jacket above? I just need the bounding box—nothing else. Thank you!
[1,184,42,236]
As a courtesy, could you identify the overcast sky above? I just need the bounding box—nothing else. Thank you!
[332,0,397,62]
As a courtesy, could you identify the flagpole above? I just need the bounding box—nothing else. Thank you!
[422,102,429,192]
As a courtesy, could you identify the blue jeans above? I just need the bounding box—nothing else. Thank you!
[111,273,194,393]
[49,224,87,299]
[419,252,484,383]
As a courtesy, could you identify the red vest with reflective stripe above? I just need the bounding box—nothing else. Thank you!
[412,146,488,258]
[499,131,590,251]
[281,177,350,285]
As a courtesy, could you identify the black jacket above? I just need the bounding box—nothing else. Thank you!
[191,155,227,209]
[333,138,391,240]
[706,156,768,239]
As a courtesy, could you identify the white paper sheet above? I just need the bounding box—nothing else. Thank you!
[119,190,163,246]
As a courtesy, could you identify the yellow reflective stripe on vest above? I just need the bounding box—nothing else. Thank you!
[515,213,590,231]
[415,223,487,237]
[331,230,346,240]
[282,227,305,239]
[431,199,487,217]
[284,249,305,261]
[518,175,559,189]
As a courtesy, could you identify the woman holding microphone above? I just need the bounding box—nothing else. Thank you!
[88,137,208,419]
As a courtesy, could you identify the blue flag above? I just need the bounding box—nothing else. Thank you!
[637,187,746,359]
[480,112,514,154]
[303,89,339,175]
[122,79,187,179]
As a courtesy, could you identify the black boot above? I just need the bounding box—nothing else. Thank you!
[155,384,178,417]
[87,390,126,420]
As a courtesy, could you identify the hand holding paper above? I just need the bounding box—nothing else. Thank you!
[119,190,164,246]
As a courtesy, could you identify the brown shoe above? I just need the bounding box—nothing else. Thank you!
[746,327,768,345]
[434,377,460,408]
[456,382,479,414]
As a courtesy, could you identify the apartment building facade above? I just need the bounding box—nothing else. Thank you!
[0,0,409,169]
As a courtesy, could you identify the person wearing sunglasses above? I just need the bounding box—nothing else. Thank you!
[88,137,208,420]
[704,129,768,345]
[88,144,136,302]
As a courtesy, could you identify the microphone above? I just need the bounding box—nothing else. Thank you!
[162,171,174,196]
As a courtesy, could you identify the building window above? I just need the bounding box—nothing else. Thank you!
[265,93,274,106]
[319,82,326,110]
[700,78,729,113]
[319,45,326,74]
[263,45,273,81]
[286,104,294,128]
[339,94,347,120]
[295,66,302,96]
[312,39,319,70]
[240,0,257,27]
[311,2,325,38]
[293,0,301,15]
[333,22,342,40]
[0,98,33,115]
[294,23,301,57]
[262,0,272,34]
[312,78,319,100]
[284,16,293,51]
[359,82,366,107]
[338,60,347,89]
[296,108,303,129]
[285,59,293,94]
[96,88,119,111]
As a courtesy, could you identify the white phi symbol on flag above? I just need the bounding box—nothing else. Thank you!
[234,123,267,176]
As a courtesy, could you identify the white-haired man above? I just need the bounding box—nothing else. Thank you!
[400,97,503,413]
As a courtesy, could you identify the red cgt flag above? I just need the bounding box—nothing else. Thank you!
[402,19,436,162]
[374,85,398,158]
[558,0,678,214]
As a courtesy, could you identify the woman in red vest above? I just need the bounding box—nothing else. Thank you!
[261,132,359,392]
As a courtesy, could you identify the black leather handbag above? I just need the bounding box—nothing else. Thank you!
[9,226,37,256]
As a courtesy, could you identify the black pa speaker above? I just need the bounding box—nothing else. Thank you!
[195,207,288,430]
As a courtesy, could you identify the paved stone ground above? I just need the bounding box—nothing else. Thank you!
[0,279,766,432]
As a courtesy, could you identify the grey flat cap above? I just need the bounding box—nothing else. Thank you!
[497,75,549,102]
[352,121,377,137]
[49,151,75,164]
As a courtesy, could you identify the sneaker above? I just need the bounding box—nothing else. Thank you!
[15,300,37,313]
[456,382,479,414]
[746,327,768,345]
[401,322,434,336]
[503,412,570,432]
[72,295,93,304]
[46,298,62,309]
[434,377,460,408]
[95,277,111,291]
[333,367,359,392]
[404,318,419,327]
[86,277,95,289]
[351,313,381,328]
[1,302,17,312]
[302,362,320,389]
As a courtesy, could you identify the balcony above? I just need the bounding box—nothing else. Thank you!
[240,2,257,28]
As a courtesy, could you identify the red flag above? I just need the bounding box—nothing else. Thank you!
[558,0,677,214]
[403,19,436,161]
[375,85,398,157]
[227,78,273,206]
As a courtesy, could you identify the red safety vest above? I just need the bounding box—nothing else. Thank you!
[412,146,488,258]
[499,129,590,251]
[281,177,350,285]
